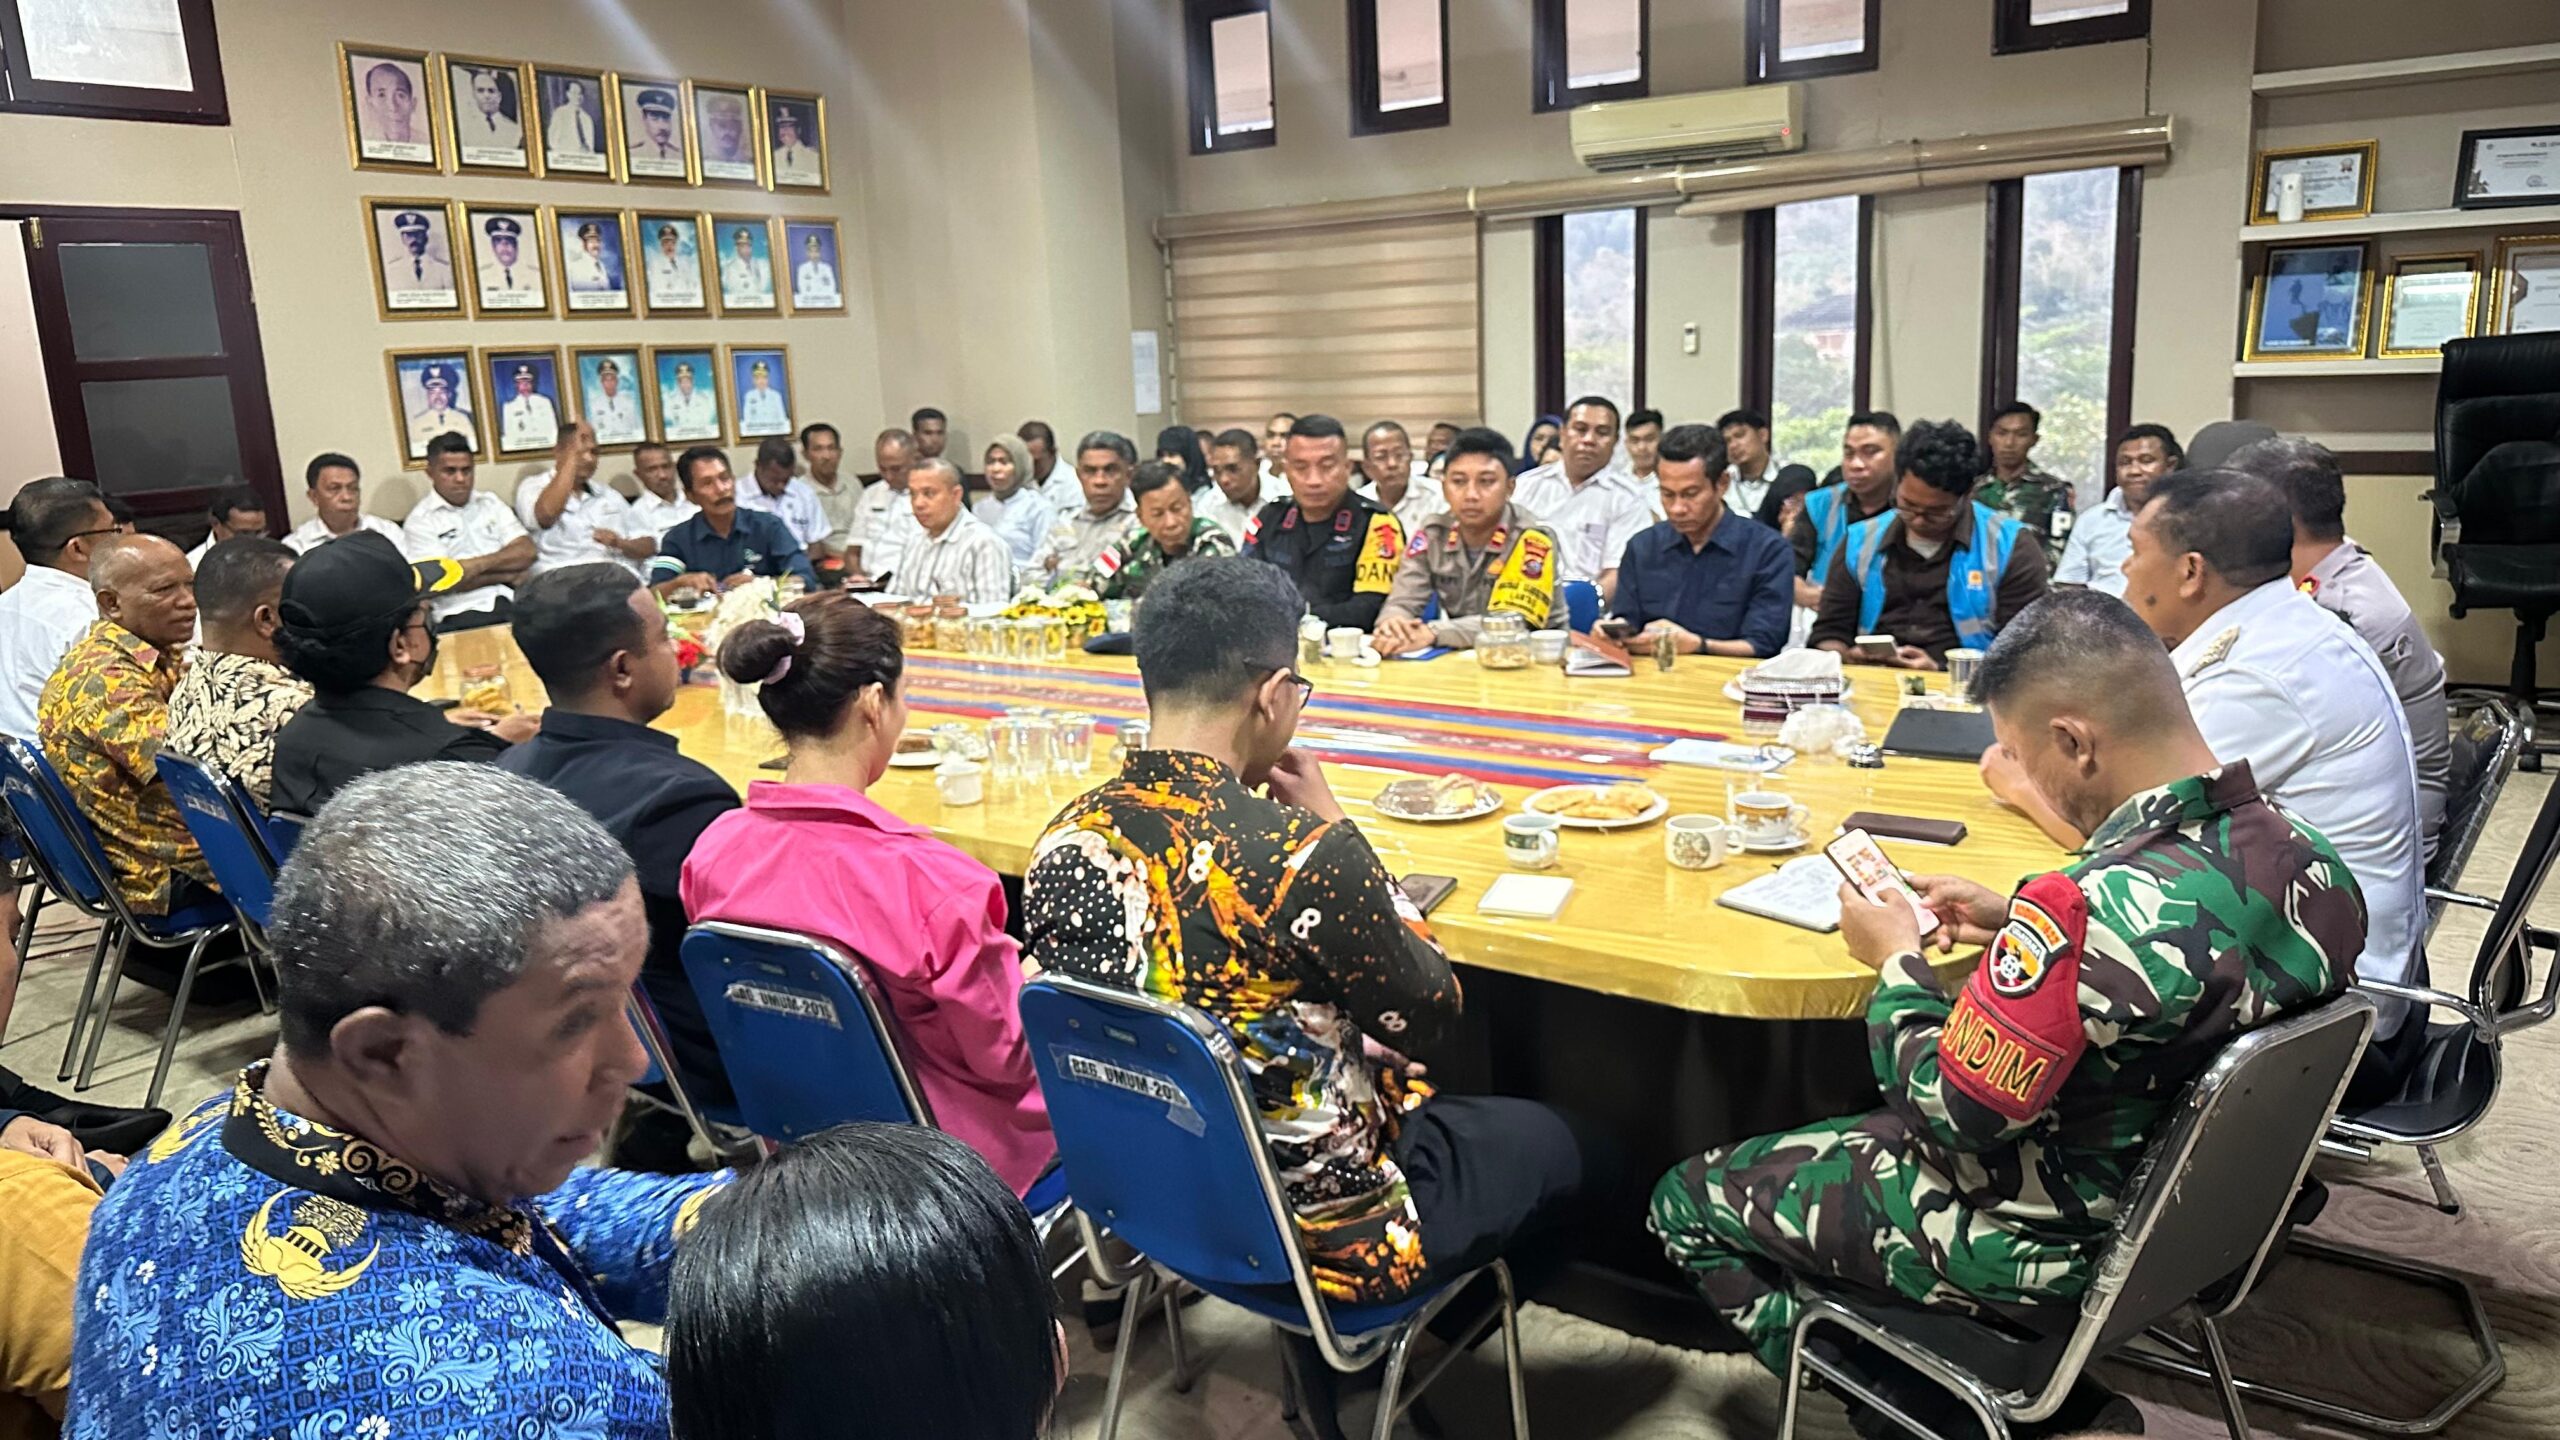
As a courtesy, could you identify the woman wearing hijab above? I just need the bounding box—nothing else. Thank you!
[1517,415,1563,475]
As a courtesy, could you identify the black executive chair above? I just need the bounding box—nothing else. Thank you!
[2432,333,2560,768]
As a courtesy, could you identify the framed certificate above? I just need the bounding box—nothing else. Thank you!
[2248,141,2377,225]
[2490,235,2560,337]
[2243,240,2373,361]
[2456,126,2560,211]
[2375,253,2481,358]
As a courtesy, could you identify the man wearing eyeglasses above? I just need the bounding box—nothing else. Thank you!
[1808,419,2051,670]
[0,478,118,742]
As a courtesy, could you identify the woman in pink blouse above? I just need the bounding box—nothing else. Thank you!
[682,593,1054,1196]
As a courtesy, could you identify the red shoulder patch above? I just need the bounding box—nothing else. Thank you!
[1938,872,2089,1123]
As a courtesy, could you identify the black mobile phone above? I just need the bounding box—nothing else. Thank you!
[1399,874,1459,915]
[1597,617,1637,642]
[428,697,461,711]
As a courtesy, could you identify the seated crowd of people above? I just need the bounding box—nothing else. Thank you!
[0,384,2456,1440]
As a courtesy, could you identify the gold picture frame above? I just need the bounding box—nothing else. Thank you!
[2241,240,2374,362]
[361,196,465,321]
[689,78,764,188]
[2247,140,2379,225]
[437,53,535,175]
[2489,234,2560,337]
[761,89,829,193]
[2375,252,2482,358]
[705,213,781,315]
[634,212,714,317]
[459,202,553,319]
[779,217,846,314]
[528,62,621,182]
[384,347,487,469]
[646,344,728,447]
[547,206,637,318]
[567,346,653,452]
[339,42,444,174]
[480,344,570,461]
[721,342,796,441]
[614,73,694,185]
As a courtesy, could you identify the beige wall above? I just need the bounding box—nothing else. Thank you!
[0,223,64,590]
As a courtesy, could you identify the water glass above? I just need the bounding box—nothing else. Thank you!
[987,718,1029,796]
[1042,618,1072,662]
[1052,713,1096,775]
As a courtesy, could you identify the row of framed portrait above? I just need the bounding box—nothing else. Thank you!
[2247,127,2560,225]
[2242,235,2560,363]
[340,41,829,191]
[386,343,798,467]
[367,200,842,320]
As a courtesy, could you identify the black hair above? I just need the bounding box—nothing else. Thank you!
[1974,589,2183,722]
[718,591,905,741]
[193,536,296,628]
[275,594,413,696]
[635,440,671,461]
[910,406,947,428]
[1209,427,1259,459]
[1362,419,1410,447]
[799,422,840,448]
[103,495,134,526]
[2227,437,2345,541]
[1286,414,1348,445]
[1988,401,2042,430]
[1134,556,1302,707]
[1565,395,1621,427]
[1074,430,1137,467]
[556,420,587,443]
[1626,407,1665,431]
[514,564,648,698]
[1443,426,1514,469]
[1716,408,1771,432]
[0,477,110,563]
[2114,422,2183,467]
[1846,410,1902,439]
[423,431,475,465]
[2143,469,2296,588]
[1018,419,1056,449]
[1153,424,1208,479]
[755,435,797,471]
[305,452,359,488]
[1655,422,1727,473]
[666,1124,1060,1440]
[1896,419,1982,498]
[206,483,267,528]
[677,445,730,492]
[1129,460,1185,500]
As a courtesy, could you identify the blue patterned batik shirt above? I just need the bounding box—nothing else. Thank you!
[67,1064,727,1440]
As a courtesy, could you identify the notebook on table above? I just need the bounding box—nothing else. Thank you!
[1714,856,1843,932]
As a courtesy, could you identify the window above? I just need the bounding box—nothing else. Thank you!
[1994,0,2149,54]
[1982,167,2142,505]
[1532,0,1646,113]
[0,0,227,123]
[1535,208,1646,417]
[1742,195,1870,472]
[1747,0,1879,84]
[1185,0,1275,155]
[1350,0,1447,134]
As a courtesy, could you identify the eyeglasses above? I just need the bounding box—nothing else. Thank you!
[1275,668,1314,704]
[63,526,119,545]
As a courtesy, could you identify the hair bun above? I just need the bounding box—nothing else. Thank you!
[716,618,799,686]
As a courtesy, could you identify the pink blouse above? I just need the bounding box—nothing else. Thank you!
[680,780,1055,1196]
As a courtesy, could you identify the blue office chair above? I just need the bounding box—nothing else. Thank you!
[0,738,235,1107]
[1560,579,1601,634]
[154,753,282,942]
[1021,974,1529,1440]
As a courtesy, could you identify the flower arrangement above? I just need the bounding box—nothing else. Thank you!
[1003,582,1108,641]
[701,578,782,716]
[673,636,705,683]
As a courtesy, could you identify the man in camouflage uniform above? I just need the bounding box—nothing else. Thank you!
[1374,426,1565,654]
[1082,460,1236,600]
[1651,590,2361,1418]
[1975,401,2078,563]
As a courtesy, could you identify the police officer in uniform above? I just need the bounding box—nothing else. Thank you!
[1376,426,1562,654]
[1653,590,2360,1437]
[407,365,476,454]
[1242,413,1404,631]
[478,214,539,307]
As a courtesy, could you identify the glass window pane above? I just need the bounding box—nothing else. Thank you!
[20,0,194,90]
[2013,167,2120,507]
[1770,196,1860,473]
[1777,0,1866,62]
[1562,208,1638,408]
[2030,0,2130,21]
[79,376,244,497]
[1374,0,1443,112]
[1209,12,1274,136]
[58,242,224,362]
[1564,0,1642,89]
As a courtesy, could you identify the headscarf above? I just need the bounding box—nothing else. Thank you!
[984,432,1034,496]
[1516,414,1563,475]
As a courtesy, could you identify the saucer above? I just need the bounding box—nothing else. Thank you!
[1735,829,1811,854]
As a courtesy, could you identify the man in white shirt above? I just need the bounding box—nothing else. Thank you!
[719,225,772,307]
[659,361,719,442]
[1256,411,1295,496]
[477,216,540,309]
[458,65,522,153]
[625,442,698,542]
[2052,424,2180,599]
[769,104,822,185]
[1196,428,1266,545]
[849,429,924,584]
[401,432,536,629]
[1623,407,1664,489]
[288,453,410,556]
[405,365,477,456]
[645,223,702,310]
[732,436,830,552]
[381,209,452,301]
[0,478,114,739]
[1353,420,1446,533]
[737,361,791,436]
[546,79,598,157]
[499,364,560,455]
[584,357,644,446]
[798,422,863,577]
[562,222,614,294]
[1031,431,1140,581]
[185,485,270,569]
[791,232,838,308]
[1514,395,1650,599]
[899,460,1015,606]
[974,435,1056,568]
[1019,421,1077,504]
[516,421,649,580]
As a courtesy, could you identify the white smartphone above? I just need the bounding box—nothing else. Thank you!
[1825,828,1939,936]
[1854,632,1898,660]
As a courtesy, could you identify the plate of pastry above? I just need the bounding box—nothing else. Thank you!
[889,732,944,768]
[1521,782,1669,830]
[1373,773,1502,823]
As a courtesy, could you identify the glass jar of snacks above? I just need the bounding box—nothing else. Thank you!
[1476,611,1532,670]
[902,603,937,650]
[934,601,970,652]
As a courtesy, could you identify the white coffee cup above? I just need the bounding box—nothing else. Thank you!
[1502,813,1563,870]
[1326,626,1365,661]
[1666,814,1732,871]
[1732,790,1811,848]
[934,757,985,806]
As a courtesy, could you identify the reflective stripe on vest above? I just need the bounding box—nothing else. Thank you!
[1848,502,2019,652]
[1806,486,1853,584]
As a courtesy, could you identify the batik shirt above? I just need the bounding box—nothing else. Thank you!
[1973,468,2077,561]
[1864,760,2359,1240]
[67,1066,728,1440]
[1023,751,1462,1303]
[166,651,315,807]
[37,620,209,914]
[1081,517,1238,600]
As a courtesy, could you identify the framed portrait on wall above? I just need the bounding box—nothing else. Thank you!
[690,80,762,186]
[2374,253,2481,358]
[364,198,463,319]
[618,74,692,182]
[2491,235,2560,336]
[339,42,441,172]
[385,348,484,466]
[484,346,568,459]
[2247,141,2377,225]
[708,214,777,314]
[650,346,726,444]
[780,218,844,314]
[725,345,794,440]
[440,54,531,173]
[552,208,634,316]
[2243,241,2373,361]
[461,204,550,317]
[763,90,827,191]
[531,63,615,178]
[636,212,711,315]
[570,347,651,449]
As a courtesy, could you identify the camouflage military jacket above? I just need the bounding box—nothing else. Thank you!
[1974,468,2076,559]
[1084,515,1237,600]
[1865,760,2360,1240]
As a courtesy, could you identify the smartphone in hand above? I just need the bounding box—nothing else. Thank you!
[1824,829,1938,935]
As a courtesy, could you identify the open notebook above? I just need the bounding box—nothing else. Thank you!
[1714,855,1844,932]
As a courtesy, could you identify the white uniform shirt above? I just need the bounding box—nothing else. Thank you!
[0,566,97,740]
[647,252,702,307]
[2303,542,2452,857]
[660,385,718,439]
[1195,489,1259,547]
[585,386,644,444]
[2051,489,2138,597]
[184,536,216,569]
[1512,463,1650,583]
[794,260,839,306]
[626,489,698,545]
[286,515,410,556]
[738,386,790,434]
[1355,463,1446,534]
[1031,460,1078,507]
[402,491,529,620]
[720,254,772,302]
[900,511,1017,606]
[2174,579,2425,1033]
[515,471,642,578]
[501,393,560,453]
[973,487,1057,567]
[735,476,830,551]
[851,482,921,579]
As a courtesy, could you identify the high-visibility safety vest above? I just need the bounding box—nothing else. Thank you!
[1843,502,2021,653]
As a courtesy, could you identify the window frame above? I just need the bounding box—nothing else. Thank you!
[1979,167,2145,489]
[0,0,228,124]
[1184,0,1277,156]
[1746,0,1881,85]
[1535,208,1649,420]
[1531,0,1649,115]
[1348,0,1449,135]
[1739,195,1874,424]
[1993,0,2150,56]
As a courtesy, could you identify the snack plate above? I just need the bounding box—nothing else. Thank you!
[1372,780,1503,823]
[1520,784,1671,831]
[889,743,944,769]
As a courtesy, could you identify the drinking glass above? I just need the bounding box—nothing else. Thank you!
[1042,618,1071,662]
[1052,713,1095,775]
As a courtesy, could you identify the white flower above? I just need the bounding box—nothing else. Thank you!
[357,1415,392,1440]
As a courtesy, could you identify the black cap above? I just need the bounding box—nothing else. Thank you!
[278,531,462,633]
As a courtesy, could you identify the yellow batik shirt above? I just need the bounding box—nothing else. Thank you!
[37,620,210,915]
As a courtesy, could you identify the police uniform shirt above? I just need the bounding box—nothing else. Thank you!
[515,471,641,579]
[1241,492,1404,630]
[734,475,829,551]
[1511,463,1651,583]
[1353,463,1445,535]
[2302,542,2452,856]
[501,392,560,453]
[1379,503,1566,648]
[401,490,529,621]
[287,514,411,558]
[973,485,1058,566]
[2173,577,2425,1031]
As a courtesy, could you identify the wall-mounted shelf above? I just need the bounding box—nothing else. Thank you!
[2253,43,2560,98]
[2236,203,2560,244]
[2233,357,2443,379]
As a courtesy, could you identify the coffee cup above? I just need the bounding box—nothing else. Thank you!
[1502,813,1563,870]
[933,757,985,806]
[1732,790,1811,848]
[1326,626,1365,661]
[1666,814,1732,871]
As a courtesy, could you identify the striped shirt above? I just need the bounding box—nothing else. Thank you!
[899,511,1017,606]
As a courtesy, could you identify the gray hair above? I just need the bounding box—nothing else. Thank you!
[271,763,636,1054]
[1074,430,1137,468]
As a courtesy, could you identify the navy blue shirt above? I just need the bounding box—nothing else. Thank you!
[1613,514,1796,658]
[650,506,818,589]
